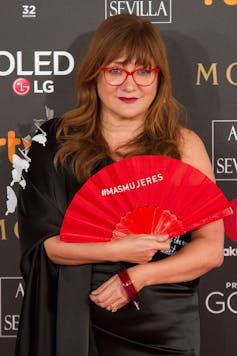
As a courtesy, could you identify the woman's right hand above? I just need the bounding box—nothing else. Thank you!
[109,234,171,264]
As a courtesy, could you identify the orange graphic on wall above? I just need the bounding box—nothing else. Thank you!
[205,0,237,4]
[0,131,30,163]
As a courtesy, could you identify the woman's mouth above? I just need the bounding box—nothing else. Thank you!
[118,97,138,103]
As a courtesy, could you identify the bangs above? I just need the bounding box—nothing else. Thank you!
[102,32,158,68]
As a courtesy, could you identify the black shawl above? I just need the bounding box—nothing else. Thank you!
[15,118,104,356]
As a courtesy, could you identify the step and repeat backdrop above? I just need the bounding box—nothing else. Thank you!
[0,1,237,355]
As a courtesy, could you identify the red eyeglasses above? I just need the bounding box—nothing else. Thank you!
[101,67,160,86]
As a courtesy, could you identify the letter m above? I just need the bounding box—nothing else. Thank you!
[196,63,218,85]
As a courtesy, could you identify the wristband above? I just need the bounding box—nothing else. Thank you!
[118,270,140,310]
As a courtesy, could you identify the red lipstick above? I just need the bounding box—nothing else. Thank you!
[118,97,138,103]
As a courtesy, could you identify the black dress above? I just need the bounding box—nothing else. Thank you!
[15,118,200,356]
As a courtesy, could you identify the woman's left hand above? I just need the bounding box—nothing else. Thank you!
[89,265,147,311]
[89,274,130,311]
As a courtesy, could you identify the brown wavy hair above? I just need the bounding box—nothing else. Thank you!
[54,14,184,182]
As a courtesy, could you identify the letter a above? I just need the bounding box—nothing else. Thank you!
[228,125,237,141]
[157,2,168,16]
[15,282,24,298]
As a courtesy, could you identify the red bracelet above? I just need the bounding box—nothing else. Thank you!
[118,270,140,310]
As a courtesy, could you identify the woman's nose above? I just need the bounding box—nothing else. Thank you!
[120,74,137,91]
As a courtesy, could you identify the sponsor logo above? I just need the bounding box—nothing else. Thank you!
[105,0,172,24]
[205,282,237,316]
[22,4,37,18]
[0,218,19,240]
[0,51,74,95]
[212,120,237,181]
[0,277,23,337]
[0,130,28,163]
[205,282,237,314]
[204,0,237,5]
[12,78,31,96]
[206,291,237,314]
[196,63,237,86]
[224,246,237,256]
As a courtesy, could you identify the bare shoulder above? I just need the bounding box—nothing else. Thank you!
[179,127,215,181]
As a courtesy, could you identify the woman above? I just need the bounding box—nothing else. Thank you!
[16,14,224,356]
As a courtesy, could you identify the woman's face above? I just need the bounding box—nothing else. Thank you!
[97,56,158,123]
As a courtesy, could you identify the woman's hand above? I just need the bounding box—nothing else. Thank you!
[89,263,150,311]
[89,234,170,311]
[89,273,131,311]
[44,233,170,266]
[109,233,170,264]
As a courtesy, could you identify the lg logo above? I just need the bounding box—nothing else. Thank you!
[0,51,74,95]
[12,78,54,95]
[12,78,30,96]
[204,0,237,5]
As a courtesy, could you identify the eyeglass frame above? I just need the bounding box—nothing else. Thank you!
[101,67,160,87]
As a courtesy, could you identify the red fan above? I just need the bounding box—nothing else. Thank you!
[60,155,233,242]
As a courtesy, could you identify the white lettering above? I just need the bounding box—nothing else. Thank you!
[216,158,237,174]
[34,80,54,93]
[15,282,24,298]
[0,51,15,76]
[157,173,164,181]
[227,292,237,313]
[122,183,130,191]
[101,173,164,196]
[206,292,225,314]
[17,51,33,75]
[0,51,74,76]
[228,125,237,141]
[151,174,158,183]
[140,1,148,16]
[126,1,136,14]
[145,177,152,184]
[43,80,54,93]
[106,187,114,195]
[53,51,74,75]
[108,1,168,17]
[226,282,237,289]
[113,186,119,194]
[224,246,237,256]
[117,185,123,192]
[4,315,20,331]
[118,1,126,13]
[35,51,52,75]
[157,1,168,16]
[109,1,118,15]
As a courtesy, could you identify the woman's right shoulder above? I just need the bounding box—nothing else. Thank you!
[179,127,215,181]
[39,117,62,140]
